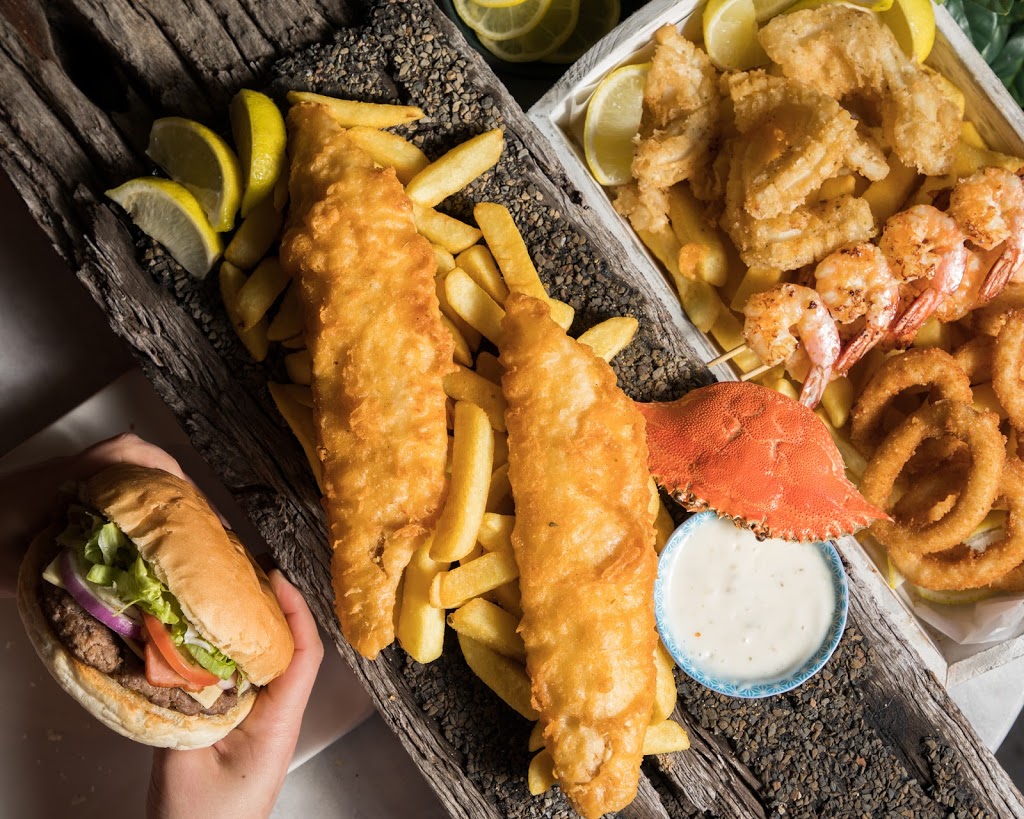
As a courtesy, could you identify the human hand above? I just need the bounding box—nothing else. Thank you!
[146,570,324,819]
[0,433,186,595]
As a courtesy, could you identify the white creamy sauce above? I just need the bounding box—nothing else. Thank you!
[664,516,835,685]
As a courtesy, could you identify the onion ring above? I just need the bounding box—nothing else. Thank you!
[993,310,1024,437]
[860,400,1004,555]
[952,336,995,385]
[889,458,1024,591]
[850,349,973,453]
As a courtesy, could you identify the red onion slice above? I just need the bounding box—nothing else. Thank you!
[59,550,144,641]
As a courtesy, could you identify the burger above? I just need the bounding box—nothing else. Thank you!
[17,463,294,749]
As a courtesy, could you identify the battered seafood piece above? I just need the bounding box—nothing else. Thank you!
[501,294,657,819]
[281,103,454,659]
[759,5,961,175]
[632,24,721,226]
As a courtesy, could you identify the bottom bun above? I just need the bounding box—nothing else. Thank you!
[17,527,256,749]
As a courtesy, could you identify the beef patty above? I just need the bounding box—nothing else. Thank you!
[39,582,240,717]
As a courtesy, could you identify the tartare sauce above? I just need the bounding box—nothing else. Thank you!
[662,515,835,684]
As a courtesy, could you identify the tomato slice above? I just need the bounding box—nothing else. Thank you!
[142,613,220,689]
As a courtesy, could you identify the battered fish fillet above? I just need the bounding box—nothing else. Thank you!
[500,294,658,819]
[632,24,722,228]
[281,103,454,659]
[759,6,960,175]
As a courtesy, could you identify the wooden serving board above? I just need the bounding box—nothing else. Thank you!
[1,0,1022,815]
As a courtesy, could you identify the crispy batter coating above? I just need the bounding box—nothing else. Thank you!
[500,294,657,819]
[281,103,454,659]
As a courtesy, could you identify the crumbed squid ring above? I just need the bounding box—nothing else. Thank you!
[889,458,1024,592]
[993,310,1024,438]
[860,400,1005,556]
[952,335,995,385]
[850,349,974,453]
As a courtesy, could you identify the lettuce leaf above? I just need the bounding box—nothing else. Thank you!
[945,0,1024,107]
[186,645,236,680]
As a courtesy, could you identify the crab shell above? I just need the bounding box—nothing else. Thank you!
[635,381,887,542]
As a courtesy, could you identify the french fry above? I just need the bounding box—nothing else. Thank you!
[406,129,504,207]
[729,266,785,314]
[267,382,323,489]
[643,720,690,755]
[219,262,269,361]
[528,720,544,752]
[281,333,306,349]
[456,244,509,304]
[397,540,450,663]
[441,315,473,367]
[414,204,483,254]
[430,551,520,609]
[769,377,801,402]
[431,402,494,562]
[528,750,556,796]
[445,268,506,344]
[474,202,548,301]
[577,317,639,362]
[654,500,675,554]
[286,91,424,128]
[443,365,507,431]
[813,175,856,201]
[436,270,482,352]
[433,243,457,274]
[953,137,1024,177]
[492,431,509,468]
[267,281,304,341]
[549,299,574,331]
[475,351,504,384]
[974,382,1008,419]
[224,193,284,269]
[490,579,523,617]
[912,316,963,351]
[462,542,485,563]
[820,376,854,429]
[652,643,678,724]
[961,120,987,150]
[486,463,513,513]
[478,512,515,553]
[862,154,919,226]
[638,225,721,333]
[274,383,314,408]
[457,633,538,720]
[447,598,525,660]
[345,125,430,183]
[667,184,729,286]
[285,349,313,385]
[709,309,761,372]
[236,256,290,331]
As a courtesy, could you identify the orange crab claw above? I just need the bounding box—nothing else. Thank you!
[636,382,887,542]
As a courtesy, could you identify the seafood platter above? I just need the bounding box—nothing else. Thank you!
[532,0,1024,686]
[3,0,1024,815]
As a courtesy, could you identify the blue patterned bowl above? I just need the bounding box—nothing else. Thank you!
[654,511,848,699]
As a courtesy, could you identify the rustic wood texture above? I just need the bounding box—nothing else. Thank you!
[1,0,1023,816]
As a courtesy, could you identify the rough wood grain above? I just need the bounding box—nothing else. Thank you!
[0,0,1023,816]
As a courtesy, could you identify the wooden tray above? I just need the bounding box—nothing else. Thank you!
[529,0,1024,687]
[1,0,1023,815]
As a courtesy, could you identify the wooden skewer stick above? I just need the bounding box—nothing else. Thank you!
[740,363,773,382]
[707,344,750,368]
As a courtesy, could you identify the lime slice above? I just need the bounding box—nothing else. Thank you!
[543,0,620,64]
[229,89,287,217]
[703,0,769,70]
[910,585,994,606]
[477,0,579,61]
[880,0,935,62]
[146,117,241,232]
[106,178,222,278]
[584,62,650,186]
[453,0,552,41]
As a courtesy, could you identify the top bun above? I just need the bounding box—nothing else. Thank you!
[84,464,294,685]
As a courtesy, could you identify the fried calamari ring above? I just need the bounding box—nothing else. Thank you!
[850,349,973,453]
[993,310,1024,437]
[889,458,1024,592]
[952,335,995,385]
[891,462,968,527]
[861,400,1004,555]
[970,282,1024,336]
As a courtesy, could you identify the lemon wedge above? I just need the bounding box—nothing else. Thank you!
[473,0,529,7]
[703,0,769,70]
[584,62,650,186]
[543,0,619,64]
[880,0,935,62]
[229,89,287,217]
[753,0,797,21]
[146,117,241,232]
[453,0,552,41]
[477,0,580,61]
[106,178,223,278]
[783,0,894,14]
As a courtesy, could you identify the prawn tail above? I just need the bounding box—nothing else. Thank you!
[890,289,945,343]
[978,245,1023,303]
[834,326,883,376]
[799,364,832,409]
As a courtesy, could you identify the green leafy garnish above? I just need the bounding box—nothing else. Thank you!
[186,645,236,680]
[945,0,1024,106]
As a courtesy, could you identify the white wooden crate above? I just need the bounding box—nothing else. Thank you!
[529,0,1024,686]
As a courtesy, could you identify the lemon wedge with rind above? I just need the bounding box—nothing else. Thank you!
[542,0,619,64]
[584,62,650,187]
[454,0,552,41]
[230,89,287,218]
[146,117,241,233]
[880,0,935,63]
[106,178,223,279]
[477,0,579,62]
[703,0,769,70]
[474,0,529,7]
